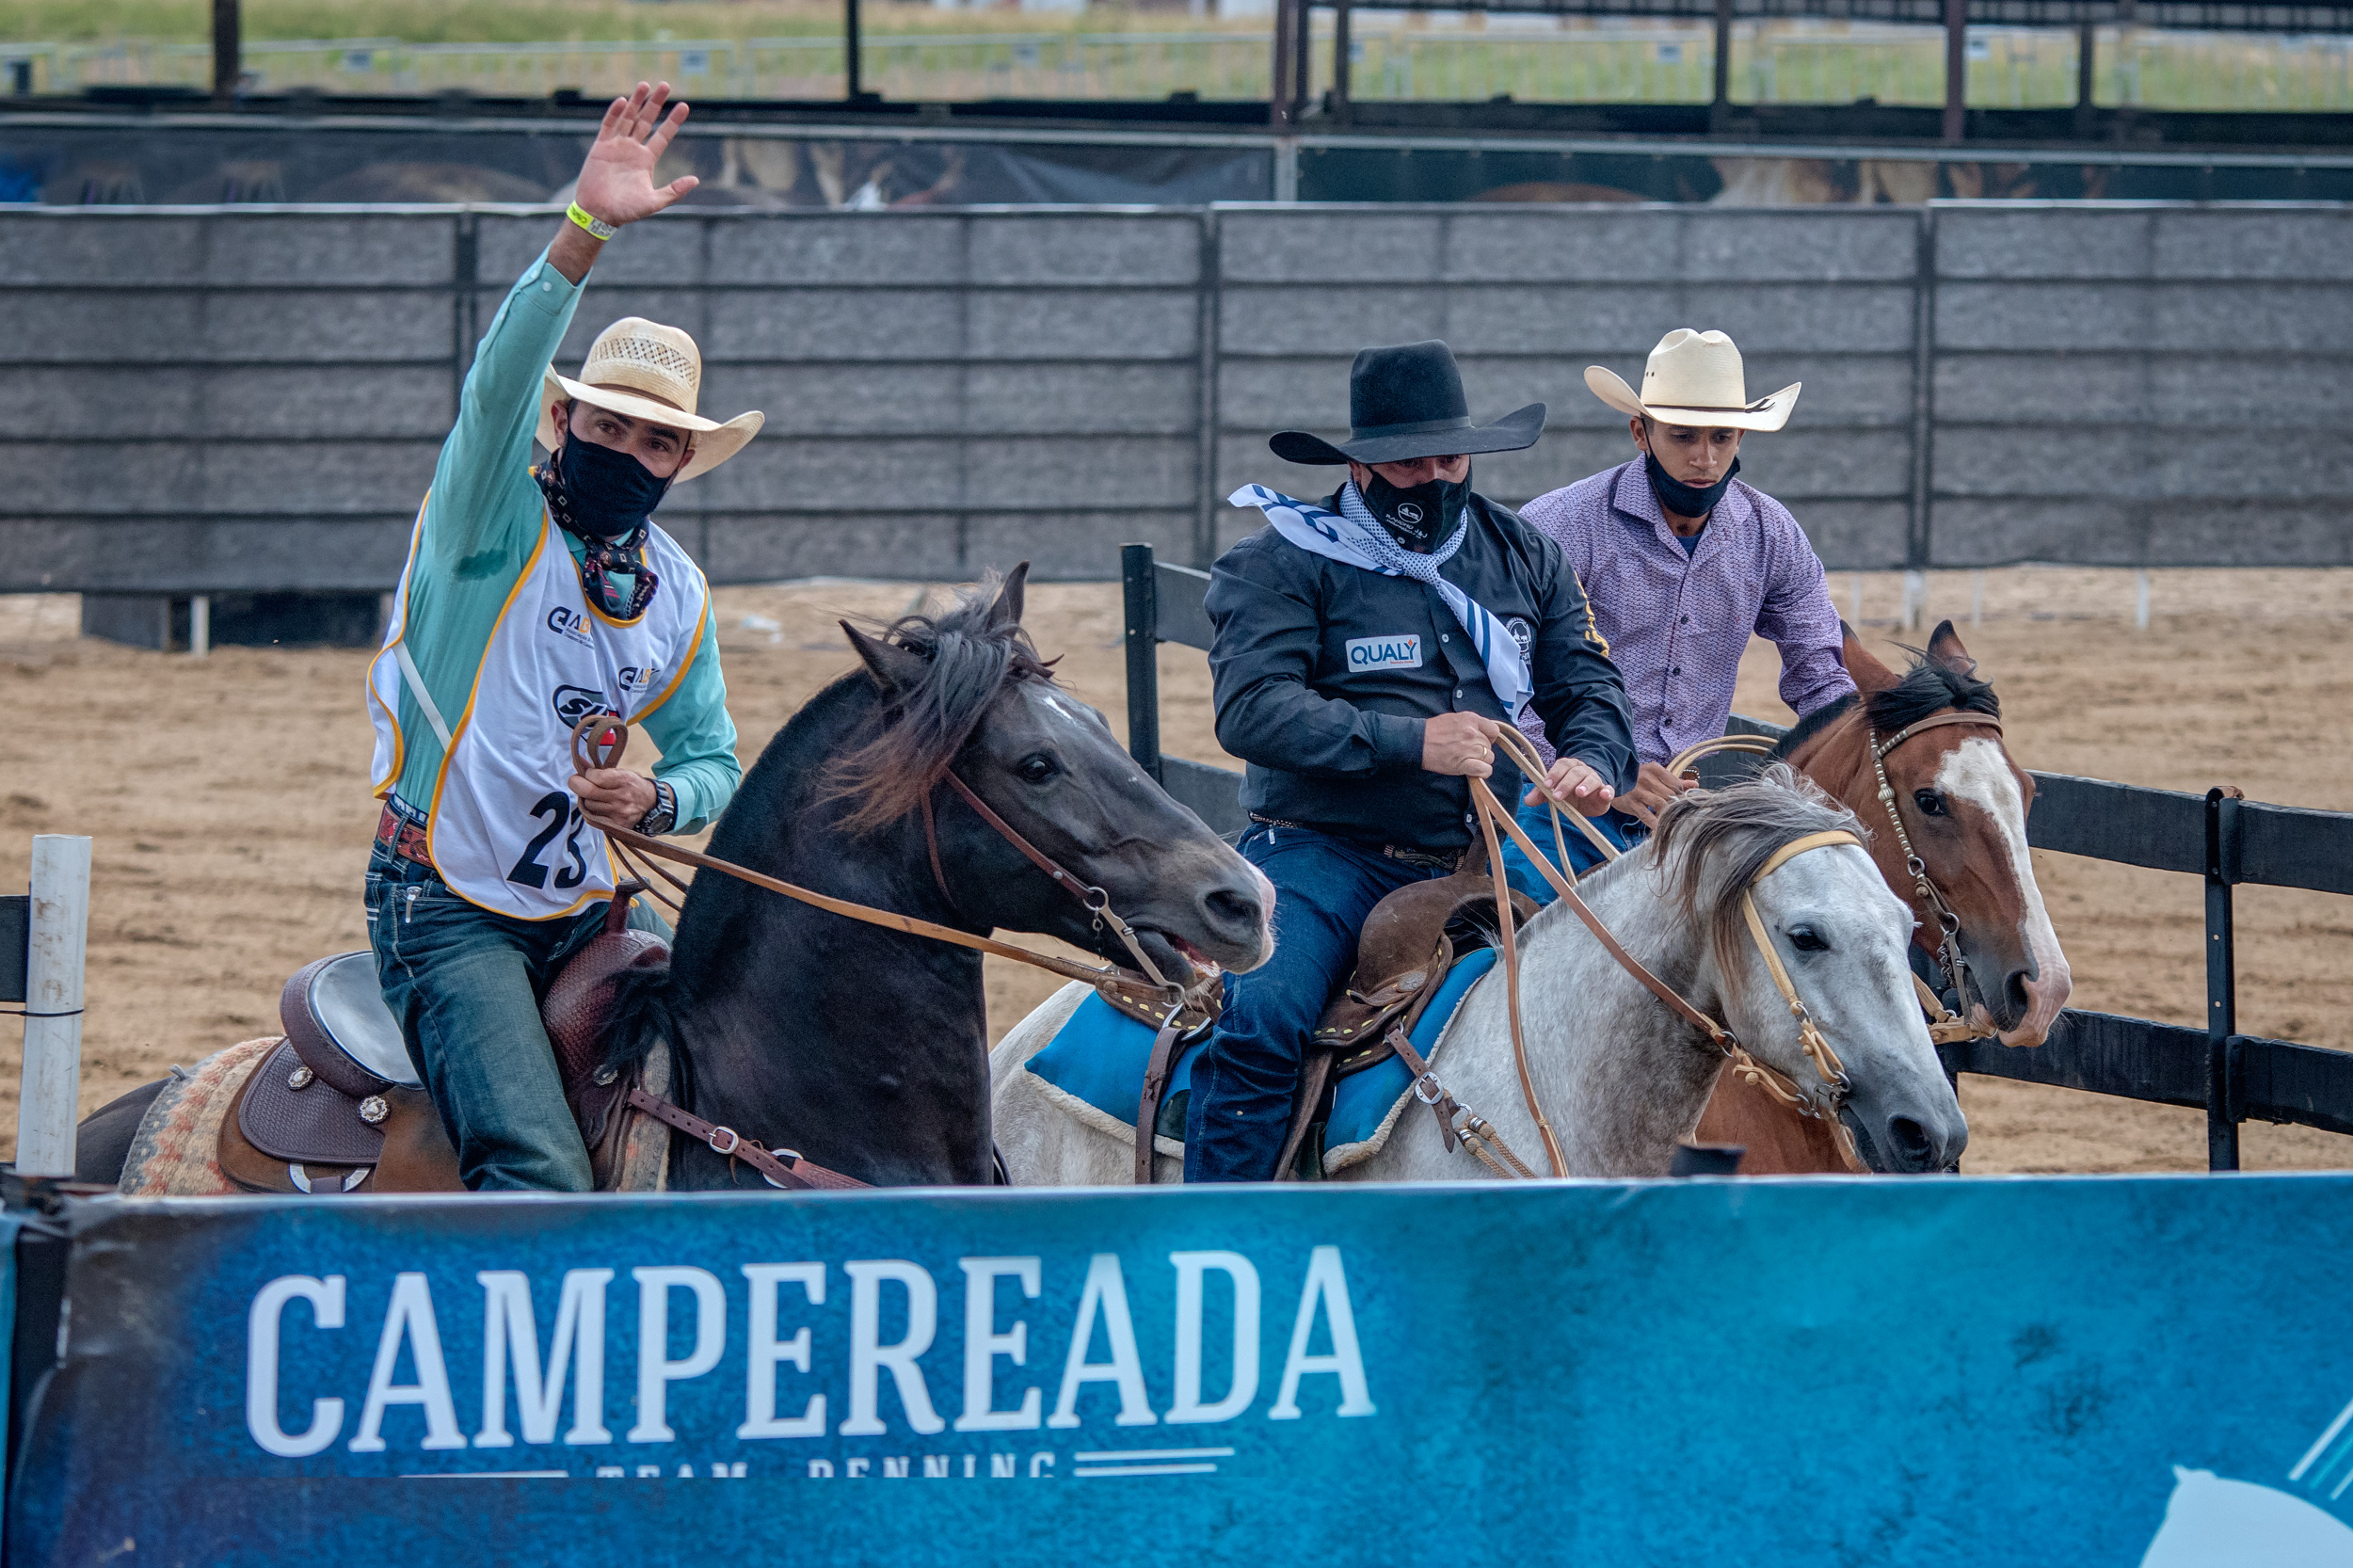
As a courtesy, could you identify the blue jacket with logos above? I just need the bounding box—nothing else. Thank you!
[1205,488,1637,854]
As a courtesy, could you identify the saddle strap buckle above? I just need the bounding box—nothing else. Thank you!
[707,1125,742,1157]
[1413,1072,1445,1106]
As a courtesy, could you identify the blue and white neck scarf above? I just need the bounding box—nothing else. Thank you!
[1230,482,1534,718]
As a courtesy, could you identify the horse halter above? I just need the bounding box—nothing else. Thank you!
[920,770,1190,1005]
[1867,711,2006,1031]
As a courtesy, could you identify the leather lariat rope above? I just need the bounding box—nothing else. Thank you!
[1435,725,1864,1178]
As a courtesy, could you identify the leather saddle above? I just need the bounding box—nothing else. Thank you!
[1122,835,1533,1181]
[1273,835,1533,1176]
[219,886,669,1194]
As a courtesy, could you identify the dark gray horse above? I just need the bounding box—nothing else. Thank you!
[79,568,1272,1191]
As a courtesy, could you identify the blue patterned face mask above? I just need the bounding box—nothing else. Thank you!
[1644,451,1740,520]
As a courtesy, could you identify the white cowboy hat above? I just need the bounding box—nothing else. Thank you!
[1585,328,1801,434]
[537,317,763,483]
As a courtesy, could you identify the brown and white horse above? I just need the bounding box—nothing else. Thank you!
[1696,619,2072,1172]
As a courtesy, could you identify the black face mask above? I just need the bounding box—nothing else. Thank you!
[543,427,677,541]
[1359,465,1471,551]
[1644,452,1739,520]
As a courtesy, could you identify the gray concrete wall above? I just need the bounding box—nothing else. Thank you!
[4,200,2345,593]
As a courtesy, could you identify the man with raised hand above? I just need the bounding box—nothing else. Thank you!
[364,84,763,1191]
[1191,340,1637,1183]
[1503,328,1854,901]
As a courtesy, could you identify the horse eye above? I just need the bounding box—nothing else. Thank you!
[1017,753,1058,786]
[1786,925,1830,953]
[1913,789,1947,818]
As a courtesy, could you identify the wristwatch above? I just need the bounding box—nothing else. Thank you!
[633,779,677,837]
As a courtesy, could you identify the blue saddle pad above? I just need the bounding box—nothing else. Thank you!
[1024,948,1497,1159]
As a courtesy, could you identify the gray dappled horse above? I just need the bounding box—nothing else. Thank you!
[991,766,1965,1184]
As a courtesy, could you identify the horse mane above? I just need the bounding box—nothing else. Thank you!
[1772,645,2000,758]
[1649,763,1869,981]
[821,575,1059,834]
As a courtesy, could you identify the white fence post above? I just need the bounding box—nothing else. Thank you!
[17,835,90,1177]
[190,593,211,658]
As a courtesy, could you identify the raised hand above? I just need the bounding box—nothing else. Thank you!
[574,81,699,226]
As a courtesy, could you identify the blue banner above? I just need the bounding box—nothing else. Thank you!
[12,1176,2353,1564]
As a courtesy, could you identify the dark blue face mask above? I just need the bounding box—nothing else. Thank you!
[1645,451,1739,520]
[545,425,676,540]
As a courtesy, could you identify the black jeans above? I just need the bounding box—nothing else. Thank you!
[365,847,664,1192]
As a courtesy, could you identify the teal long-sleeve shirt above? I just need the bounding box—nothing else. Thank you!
[381,248,740,834]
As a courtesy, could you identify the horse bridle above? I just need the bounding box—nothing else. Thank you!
[1865,711,2007,1035]
[1417,728,1865,1180]
[1668,715,2006,1048]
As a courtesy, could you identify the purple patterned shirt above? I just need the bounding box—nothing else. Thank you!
[1515,459,1854,767]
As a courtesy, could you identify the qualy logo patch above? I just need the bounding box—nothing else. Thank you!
[1346,634,1422,672]
[1390,502,1425,526]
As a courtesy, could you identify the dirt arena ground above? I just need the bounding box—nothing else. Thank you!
[3,564,2348,1174]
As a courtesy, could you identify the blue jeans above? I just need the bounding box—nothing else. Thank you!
[1184,822,1453,1183]
[365,846,669,1192]
[1498,799,1642,904]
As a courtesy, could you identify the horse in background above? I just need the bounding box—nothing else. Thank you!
[1696,618,2072,1172]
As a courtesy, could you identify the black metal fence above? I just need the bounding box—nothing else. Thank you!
[1118,541,2353,1171]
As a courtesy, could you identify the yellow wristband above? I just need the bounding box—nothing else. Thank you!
[567,201,617,241]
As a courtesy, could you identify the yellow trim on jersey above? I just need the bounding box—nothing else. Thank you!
[366,496,432,798]
[626,572,708,728]
[424,520,606,922]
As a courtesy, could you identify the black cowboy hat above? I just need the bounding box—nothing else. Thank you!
[1271,340,1547,467]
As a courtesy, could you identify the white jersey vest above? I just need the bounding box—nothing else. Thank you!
[368,513,711,920]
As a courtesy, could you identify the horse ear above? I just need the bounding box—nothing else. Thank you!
[984,562,1031,630]
[1841,619,1899,695]
[841,620,926,695]
[1925,618,1979,677]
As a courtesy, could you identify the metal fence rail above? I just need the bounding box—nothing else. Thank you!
[1120,543,2353,1171]
[6,200,2351,596]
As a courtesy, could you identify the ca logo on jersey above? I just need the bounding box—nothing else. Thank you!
[544,606,594,646]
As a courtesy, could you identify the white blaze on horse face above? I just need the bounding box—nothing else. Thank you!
[1934,737,2073,1044]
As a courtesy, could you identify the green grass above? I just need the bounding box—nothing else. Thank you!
[0,1,1188,45]
[5,2,2347,112]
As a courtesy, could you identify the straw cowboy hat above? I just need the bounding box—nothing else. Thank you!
[1272,340,1545,466]
[537,317,763,483]
[1585,328,1801,434]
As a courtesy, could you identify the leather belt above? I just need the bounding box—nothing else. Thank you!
[375,803,435,870]
[1248,814,1457,871]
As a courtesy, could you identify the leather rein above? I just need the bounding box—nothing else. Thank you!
[1425,726,1865,1180]
[568,712,1200,1190]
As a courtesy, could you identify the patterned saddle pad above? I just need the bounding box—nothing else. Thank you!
[1023,948,1496,1174]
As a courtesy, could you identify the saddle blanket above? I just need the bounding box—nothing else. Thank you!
[1024,948,1496,1174]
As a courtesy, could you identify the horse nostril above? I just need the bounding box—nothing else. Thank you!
[2004,968,2034,1020]
[1887,1116,1934,1169]
[1202,886,1262,939]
